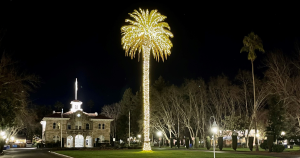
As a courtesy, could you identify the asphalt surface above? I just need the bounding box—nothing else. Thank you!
[1,148,63,158]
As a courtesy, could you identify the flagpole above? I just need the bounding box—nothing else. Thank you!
[75,78,77,100]
[61,108,63,148]
[128,111,130,146]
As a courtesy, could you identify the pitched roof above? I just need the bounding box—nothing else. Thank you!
[44,111,112,119]
[90,114,112,119]
[44,112,70,118]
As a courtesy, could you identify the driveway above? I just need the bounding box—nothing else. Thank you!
[1,148,63,158]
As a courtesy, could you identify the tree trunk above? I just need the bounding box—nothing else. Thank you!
[142,45,151,151]
[251,60,259,151]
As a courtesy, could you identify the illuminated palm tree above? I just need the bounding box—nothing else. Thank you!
[240,32,265,151]
[121,8,173,151]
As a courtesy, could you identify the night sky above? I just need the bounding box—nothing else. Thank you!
[1,1,299,112]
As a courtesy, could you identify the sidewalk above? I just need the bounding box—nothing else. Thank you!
[153,147,300,158]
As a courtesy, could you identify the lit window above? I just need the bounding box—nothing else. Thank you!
[102,124,105,129]
[53,123,56,129]
[86,124,89,130]
[57,123,61,129]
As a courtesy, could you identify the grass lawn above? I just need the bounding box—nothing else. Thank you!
[56,149,276,158]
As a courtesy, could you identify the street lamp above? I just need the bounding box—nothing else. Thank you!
[210,116,218,158]
[281,131,285,136]
[157,131,162,148]
[138,135,141,146]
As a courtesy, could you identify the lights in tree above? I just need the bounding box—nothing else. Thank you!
[121,8,173,151]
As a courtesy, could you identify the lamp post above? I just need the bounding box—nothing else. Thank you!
[157,131,162,148]
[210,116,218,158]
[256,133,260,145]
[138,135,141,146]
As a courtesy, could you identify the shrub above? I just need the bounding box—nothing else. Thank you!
[177,138,180,148]
[248,137,254,151]
[218,137,223,151]
[232,135,237,151]
[260,140,268,150]
[272,144,285,152]
[206,136,211,150]
[185,138,189,149]
[267,135,273,152]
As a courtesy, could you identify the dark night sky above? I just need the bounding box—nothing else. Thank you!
[1,1,299,112]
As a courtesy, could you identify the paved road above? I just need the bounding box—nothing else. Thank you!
[1,148,63,158]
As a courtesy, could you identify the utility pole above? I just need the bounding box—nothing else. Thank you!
[61,108,63,148]
[128,111,130,146]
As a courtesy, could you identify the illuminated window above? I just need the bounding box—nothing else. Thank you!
[86,124,89,130]
[53,123,56,129]
[102,124,105,129]
[57,123,61,129]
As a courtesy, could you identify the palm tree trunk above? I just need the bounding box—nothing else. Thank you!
[251,60,259,151]
[142,45,151,151]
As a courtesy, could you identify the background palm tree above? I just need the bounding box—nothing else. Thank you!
[121,8,173,151]
[240,32,265,151]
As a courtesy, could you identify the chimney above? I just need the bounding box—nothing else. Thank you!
[95,112,98,116]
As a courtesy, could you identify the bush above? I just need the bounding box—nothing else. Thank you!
[177,138,180,148]
[218,137,223,151]
[185,138,189,149]
[272,144,285,152]
[260,140,268,150]
[267,135,273,152]
[248,137,254,151]
[232,135,237,151]
[206,136,211,150]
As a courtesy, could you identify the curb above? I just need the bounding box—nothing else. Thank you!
[49,151,74,158]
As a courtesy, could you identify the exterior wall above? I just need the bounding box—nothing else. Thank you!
[43,111,112,147]
[91,121,111,143]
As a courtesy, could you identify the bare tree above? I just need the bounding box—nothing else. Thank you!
[101,103,121,138]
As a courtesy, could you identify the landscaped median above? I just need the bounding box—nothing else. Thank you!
[56,149,276,158]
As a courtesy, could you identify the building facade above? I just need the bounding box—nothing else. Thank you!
[40,79,113,147]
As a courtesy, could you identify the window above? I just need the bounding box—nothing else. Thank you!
[57,123,61,129]
[53,123,56,129]
[102,124,105,129]
[86,124,89,130]
[98,124,101,129]
[75,126,78,129]
[67,123,71,130]
[53,135,60,143]
[75,105,78,109]
[79,126,81,129]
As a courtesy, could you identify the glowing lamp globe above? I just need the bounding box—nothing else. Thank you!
[138,135,141,138]
[157,131,162,137]
[211,121,218,133]
[281,131,285,136]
